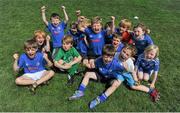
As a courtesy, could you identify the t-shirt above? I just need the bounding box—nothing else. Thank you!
[115,28,133,44]
[18,52,46,73]
[84,27,105,56]
[95,57,125,78]
[55,47,80,63]
[67,30,88,55]
[47,21,67,48]
[135,54,160,72]
[113,43,125,59]
[132,34,154,55]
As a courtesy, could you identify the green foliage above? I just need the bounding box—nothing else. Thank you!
[0,0,180,111]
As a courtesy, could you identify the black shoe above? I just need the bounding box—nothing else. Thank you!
[67,77,74,85]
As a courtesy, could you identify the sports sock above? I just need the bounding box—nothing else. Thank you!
[98,93,107,102]
[148,88,154,94]
[78,84,86,92]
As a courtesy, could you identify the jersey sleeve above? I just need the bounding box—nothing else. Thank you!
[154,58,160,72]
[61,21,67,29]
[135,54,143,68]
[146,34,154,45]
[54,48,63,61]
[18,54,25,69]
[72,47,80,57]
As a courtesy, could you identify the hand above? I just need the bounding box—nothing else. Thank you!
[111,16,115,21]
[41,6,46,12]
[64,63,72,69]
[46,35,51,41]
[150,83,155,88]
[58,60,64,65]
[43,53,48,59]
[76,10,81,16]
[61,6,65,10]
[13,53,19,60]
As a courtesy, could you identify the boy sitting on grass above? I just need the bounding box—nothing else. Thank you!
[54,35,82,85]
[68,44,126,109]
[13,39,54,92]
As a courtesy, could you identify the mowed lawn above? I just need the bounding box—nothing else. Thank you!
[0,0,180,112]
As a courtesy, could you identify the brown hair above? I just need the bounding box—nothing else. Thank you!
[24,39,38,50]
[134,23,150,34]
[103,44,115,56]
[123,44,137,57]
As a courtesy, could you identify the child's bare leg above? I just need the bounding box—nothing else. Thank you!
[131,85,150,93]
[15,76,35,85]
[81,72,97,86]
[36,70,54,86]
[137,71,143,80]
[143,73,150,81]
[104,80,122,97]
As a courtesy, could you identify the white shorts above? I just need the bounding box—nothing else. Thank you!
[23,70,46,81]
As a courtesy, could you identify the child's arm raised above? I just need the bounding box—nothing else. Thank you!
[43,53,53,67]
[41,6,48,26]
[106,16,115,35]
[45,35,51,52]
[13,53,20,72]
[61,6,69,24]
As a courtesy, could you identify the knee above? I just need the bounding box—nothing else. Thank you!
[143,77,149,81]
[15,78,21,85]
[49,70,55,77]
[112,80,121,88]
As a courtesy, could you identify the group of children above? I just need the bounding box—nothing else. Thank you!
[12,5,160,109]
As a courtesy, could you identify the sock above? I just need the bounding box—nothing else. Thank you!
[98,93,107,102]
[148,88,154,94]
[68,74,71,80]
[78,84,86,92]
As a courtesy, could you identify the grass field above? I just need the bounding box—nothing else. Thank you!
[0,0,180,112]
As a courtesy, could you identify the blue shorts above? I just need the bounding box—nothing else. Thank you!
[138,67,153,76]
[122,72,135,87]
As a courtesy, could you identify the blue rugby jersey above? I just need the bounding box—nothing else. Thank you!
[84,27,105,56]
[135,54,160,72]
[18,52,46,73]
[132,34,153,55]
[47,21,67,48]
[95,57,125,78]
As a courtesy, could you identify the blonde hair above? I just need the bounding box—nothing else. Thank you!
[62,35,73,44]
[144,45,159,58]
[119,19,132,30]
[91,16,103,26]
[34,30,46,39]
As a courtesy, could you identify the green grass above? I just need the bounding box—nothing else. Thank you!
[0,0,180,112]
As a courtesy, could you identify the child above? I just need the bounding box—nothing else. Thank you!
[54,35,82,85]
[117,45,160,102]
[41,5,69,58]
[135,45,160,88]
[132,23,153,57]
[67,22,88,58]
[114,18,133,44]
[78,16,114,68]
[104,21,114,44]
[13,39,54,92]
[111,34,125,59]
[33,30,50,53]
[68,45,126,109]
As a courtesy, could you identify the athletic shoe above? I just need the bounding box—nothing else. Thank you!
[150,88,160,102]
[68,90,84,100]
[89,97,101,109]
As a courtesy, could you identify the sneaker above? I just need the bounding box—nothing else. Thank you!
[150,88,160,102]
[67,77,74,85]
[89,97,101,109]
[68,90,84,100]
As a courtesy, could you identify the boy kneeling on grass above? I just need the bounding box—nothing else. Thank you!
[13,39,54,92]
